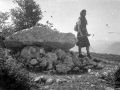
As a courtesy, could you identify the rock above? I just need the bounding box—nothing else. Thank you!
[47,63,53,70]
[45,52,58,63]
[46,78,55,85]
[20,46,45,59]
[39,52,58,70]
[55,49,66,60]
[56,63,71,74]
[93,58,101,63]
[55,54,74,74]
[45,52,58,70]
[63,55,74,68]
[73,59,82,67]
[70,51,82,67]
[34,76,47,84]
[94,62,104,70]
[37,58,43,63]
[30,59,38,66]
[34,76,55,85]
[34,76,44,82]
[54,59,62,65]
[81,57,94,66]
[56,78,68,84]
[84,57,91,65]
[40,58,47,68]
[4,26,76,51]
[105,87,115,90]
[39,48,45,57]
[72,67,80,72]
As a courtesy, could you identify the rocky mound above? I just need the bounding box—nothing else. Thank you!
[17,46,104,74]
[1,47,120,90]
[1,26,105,74]
[4,26,76,51]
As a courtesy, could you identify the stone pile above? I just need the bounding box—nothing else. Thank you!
[3,26,104,74]
[18,46,104,74]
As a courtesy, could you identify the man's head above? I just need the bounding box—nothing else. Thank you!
[80,9,86,17]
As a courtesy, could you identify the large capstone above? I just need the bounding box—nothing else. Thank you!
[4,26,76,51]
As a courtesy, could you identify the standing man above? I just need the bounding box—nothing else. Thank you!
[76,9,91,59]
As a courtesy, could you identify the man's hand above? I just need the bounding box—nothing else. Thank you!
[77,34,91,37]
[80,33,83,36]
[87,34,91,36]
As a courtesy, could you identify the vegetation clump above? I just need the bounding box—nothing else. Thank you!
[0,48,38,90]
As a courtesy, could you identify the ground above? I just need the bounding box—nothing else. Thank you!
[29,53,120,90]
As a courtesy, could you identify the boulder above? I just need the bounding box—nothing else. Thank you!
[39,58,47,68]
[72,67,80,72]
[44,52,58,70]
[55,49,66,60]
[70,51,82,67]
[30,59,38,66]
[56,63,71,74]
[39,52,58,70]
[20,46,45,59]
[63,55,74,68]
[4,26,76,51]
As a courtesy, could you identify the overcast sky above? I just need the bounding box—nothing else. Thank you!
[0,0,120,42]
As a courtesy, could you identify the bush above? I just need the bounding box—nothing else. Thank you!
[0,48,37,90]
[114,67,120,88]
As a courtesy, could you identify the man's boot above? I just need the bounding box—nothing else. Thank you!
[79,53,85,58]
[87,53,92,59]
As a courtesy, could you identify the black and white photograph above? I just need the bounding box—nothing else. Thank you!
[0,0,120,90]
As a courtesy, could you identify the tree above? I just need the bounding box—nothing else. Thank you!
[11,0,42,31]
[0,12,9,30]
[0,12,14,37]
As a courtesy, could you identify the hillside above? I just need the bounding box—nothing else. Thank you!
[90,40,114,53]
[104,42,120,55]
[0,46,120,90]
[70,45,96,53]
[1,26,120,90]
[91,52,120,62]
[71,40,120,55]
[70,40,113,53]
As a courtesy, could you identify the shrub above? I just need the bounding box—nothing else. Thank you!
[0,48,38,90]
[114,67,120,88]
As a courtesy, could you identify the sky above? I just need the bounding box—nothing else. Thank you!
[0,0,120,42]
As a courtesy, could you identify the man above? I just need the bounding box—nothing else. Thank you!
[76,9,91,59]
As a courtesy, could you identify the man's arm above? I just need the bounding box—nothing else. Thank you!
[77,19,83,36]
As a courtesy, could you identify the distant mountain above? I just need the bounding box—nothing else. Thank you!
[91,40,114,53]
[70,40,115,54]
[104,42,120,55]
[70,45,96,53]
